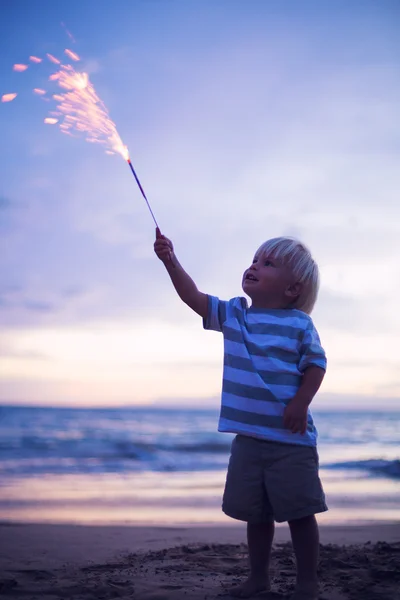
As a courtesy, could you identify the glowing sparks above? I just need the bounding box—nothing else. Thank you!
[3,46,130,159]
[13,64,28,72]
[1,93,17,103]
[47,53,61,65]
[64,49,80,61]
[1,44,157,225]
[40,64,130,158]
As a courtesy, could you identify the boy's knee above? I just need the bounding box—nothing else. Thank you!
[288,514,317,526]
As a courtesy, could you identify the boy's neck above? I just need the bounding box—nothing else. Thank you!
[250,299,290,310]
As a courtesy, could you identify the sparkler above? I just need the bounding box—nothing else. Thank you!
[126,159,158,228]
[2,48,159,228]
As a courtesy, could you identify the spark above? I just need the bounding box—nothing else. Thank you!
[30,56,42,63]
[1,93,17,103]
[44,118,59,124]
[64,49,80,61]
[47,53,61,65]
[33,88,47,95]
[13,64,28,72]
[61,22,76,43]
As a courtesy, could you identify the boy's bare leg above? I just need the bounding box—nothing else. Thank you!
[288,515,319,599]
[230,521,274,598]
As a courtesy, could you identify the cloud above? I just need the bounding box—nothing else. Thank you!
[0,337,51,361]
[313,286,397,336]
[22,300,57,313]
[0,284,101,327]
[0,349,49,361]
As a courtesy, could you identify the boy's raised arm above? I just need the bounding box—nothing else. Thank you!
[154,228,208,319]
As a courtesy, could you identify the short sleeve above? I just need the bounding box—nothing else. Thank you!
[298,322,327,373]
[202,295,229,332]
[203,296,247,332]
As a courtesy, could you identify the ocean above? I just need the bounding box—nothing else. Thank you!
[0,405,399,526]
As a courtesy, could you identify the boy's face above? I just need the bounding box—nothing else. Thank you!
[242,251,298,308]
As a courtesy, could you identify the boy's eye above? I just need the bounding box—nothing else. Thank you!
[264,260,273,266]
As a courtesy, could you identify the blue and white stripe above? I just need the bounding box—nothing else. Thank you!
[203,295,327,447]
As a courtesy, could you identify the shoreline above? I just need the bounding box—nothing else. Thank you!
[1,521,399,567]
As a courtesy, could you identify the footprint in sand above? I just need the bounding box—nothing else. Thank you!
[139,589,184,600]
[160,584,184,589]
[12,569,54,581]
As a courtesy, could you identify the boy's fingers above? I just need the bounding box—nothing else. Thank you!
[155,232,173,249]
[155,243,171,253]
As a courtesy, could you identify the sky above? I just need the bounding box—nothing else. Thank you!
[1,0,399,409]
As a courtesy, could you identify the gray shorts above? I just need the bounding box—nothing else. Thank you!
[222,435,328,523]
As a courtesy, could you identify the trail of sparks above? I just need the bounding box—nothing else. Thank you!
[47,53,61,65]
[64,49,80,61]
[61,22,76,44]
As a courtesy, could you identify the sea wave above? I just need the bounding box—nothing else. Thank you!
[324,459,400,479]
[0,406,399,479]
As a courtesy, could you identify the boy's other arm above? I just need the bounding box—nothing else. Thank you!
[293,365,325,406]
[154,228,208,319]
[283,366,325,434]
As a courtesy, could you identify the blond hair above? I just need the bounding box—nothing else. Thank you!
[256,237,320,314]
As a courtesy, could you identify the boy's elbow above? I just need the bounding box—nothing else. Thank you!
[186,292,208,319]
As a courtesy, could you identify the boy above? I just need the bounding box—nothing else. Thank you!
[154,229,327,600]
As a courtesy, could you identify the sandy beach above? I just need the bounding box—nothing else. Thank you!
[1,522,399,599]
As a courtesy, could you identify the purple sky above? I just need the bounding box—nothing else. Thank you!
[1,0,399,408]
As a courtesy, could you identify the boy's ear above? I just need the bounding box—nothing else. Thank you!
[285,282,302,299]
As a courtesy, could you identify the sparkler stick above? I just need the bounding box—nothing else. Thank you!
[126,159,158,228]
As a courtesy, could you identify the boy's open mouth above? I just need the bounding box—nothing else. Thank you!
[245,273,258,281]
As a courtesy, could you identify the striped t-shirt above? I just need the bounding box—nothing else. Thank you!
[203,295,327,447]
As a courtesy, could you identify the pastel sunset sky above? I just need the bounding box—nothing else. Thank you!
[1,0,399,408]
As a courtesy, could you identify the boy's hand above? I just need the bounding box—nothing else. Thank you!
[154,227,174,264]
[283,398,308,434]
